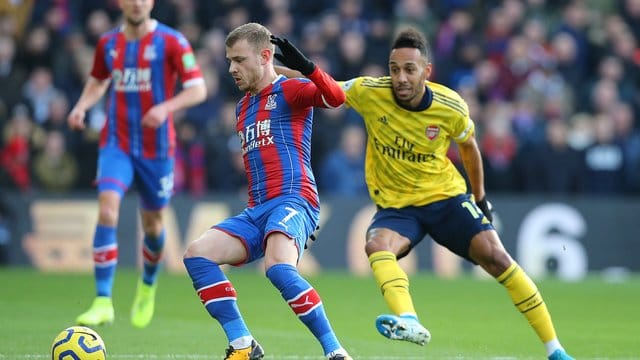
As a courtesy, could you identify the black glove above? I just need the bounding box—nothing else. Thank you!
[305,225,320,249]
[475,197,493,223]
[270,35,316,76]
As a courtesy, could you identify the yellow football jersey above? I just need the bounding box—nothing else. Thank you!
[340,76,474,208]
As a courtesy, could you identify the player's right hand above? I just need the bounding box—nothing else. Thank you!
[270,35,316,76]
[67,107,86,130]
[476,197,494,223]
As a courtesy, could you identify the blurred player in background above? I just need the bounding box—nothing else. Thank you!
[277,27,573,360]
[67,0,206,328]
[182,23,352,360]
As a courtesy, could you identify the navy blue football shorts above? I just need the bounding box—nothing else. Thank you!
[368,194,494,262]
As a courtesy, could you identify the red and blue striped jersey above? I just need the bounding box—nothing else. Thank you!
[236,72,344,208]
[91,20,203,159]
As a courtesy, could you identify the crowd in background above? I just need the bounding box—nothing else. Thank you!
[0,0,639,199]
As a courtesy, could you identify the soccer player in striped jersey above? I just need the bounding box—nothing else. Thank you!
[278,27,574,360]
[67,0,206,329]
[182,23,351,360]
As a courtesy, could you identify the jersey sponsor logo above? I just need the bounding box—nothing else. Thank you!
[426,125,440,140]
[109,49,118,59]
[373,137,436,163]
[143,45,156,61]
[112,67,152,92]
[238,119,274,154]
[265,94,277,110]
[377,115,388,125]
[182,53,197,71]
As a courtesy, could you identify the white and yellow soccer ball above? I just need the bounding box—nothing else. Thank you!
[51,326,107,359]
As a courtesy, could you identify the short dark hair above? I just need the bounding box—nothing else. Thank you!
[392,28,430,59]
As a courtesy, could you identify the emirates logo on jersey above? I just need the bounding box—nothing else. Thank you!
[426,125,440,140]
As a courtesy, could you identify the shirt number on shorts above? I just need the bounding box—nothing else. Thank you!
[278,207,299,231]
[461,201,483,219]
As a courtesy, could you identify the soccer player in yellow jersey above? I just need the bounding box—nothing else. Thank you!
[278,27,573,360]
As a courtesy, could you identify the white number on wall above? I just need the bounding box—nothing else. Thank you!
[517,203,587,281]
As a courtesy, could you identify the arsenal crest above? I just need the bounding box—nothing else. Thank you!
[426,125,440,140]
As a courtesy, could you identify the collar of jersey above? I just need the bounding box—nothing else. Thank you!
[397,85,433,112]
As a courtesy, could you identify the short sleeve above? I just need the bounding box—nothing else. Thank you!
[168,32,203,87]
[90,37,110,80]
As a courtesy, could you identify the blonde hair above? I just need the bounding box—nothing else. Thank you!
[225,22,273,52]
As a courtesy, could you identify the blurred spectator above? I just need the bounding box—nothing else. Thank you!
[434,9,476,85]
[621,0,640,43]
[183,66,223,132]
[0,35,28,114]
[567,112,595,151]
[83,9,112,45]
[393,0,439,42]
[0,191,12,265]
[18,25,54,71]
[21,67,61,125]
[319,124,367,197]
[3,1,639,195]
[517,119,584,193]
[215,135,248,196]
[205,100,241,191]
[311,106,350,173]
[609,102,640,192]
[174,121,207,197]
[335,31,367,80]
[0,105,38,192]
[0,0,35,39]
[582,114,626,194]
[32,130,78,193]
[480,102,518,191]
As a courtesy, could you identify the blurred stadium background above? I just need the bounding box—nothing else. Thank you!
[1,0,639,275]
[1,1,640,358]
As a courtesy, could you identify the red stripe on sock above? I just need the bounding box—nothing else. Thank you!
[197,281,237,305]
[288,288,322,316]
[94,246,118,265]
[142,247,162,264]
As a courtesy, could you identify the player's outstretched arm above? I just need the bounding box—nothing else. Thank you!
[458,134,493,222]
[67,76,111,130]
[274,65,303,79]
[271,35,345,108]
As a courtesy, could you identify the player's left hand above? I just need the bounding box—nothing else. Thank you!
[270,35,316,76]
[475,197,493,223]
[142,104,169,128]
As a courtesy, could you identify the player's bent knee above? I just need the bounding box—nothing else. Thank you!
[365,239,393,256]
[183,238,206,259]
[97,206,119,226]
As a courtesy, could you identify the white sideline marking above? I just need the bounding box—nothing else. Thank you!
[0,355,611,360]
[0,355,512,359]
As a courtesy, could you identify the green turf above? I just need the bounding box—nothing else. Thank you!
[1,267,639,359]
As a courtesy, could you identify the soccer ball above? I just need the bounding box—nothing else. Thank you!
[51,326,107,359]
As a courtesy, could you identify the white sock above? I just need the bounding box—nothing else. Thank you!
[544,338,564,356]
[230,336,253,349]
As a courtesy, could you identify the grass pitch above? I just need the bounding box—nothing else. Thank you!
[1,267,639,359]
